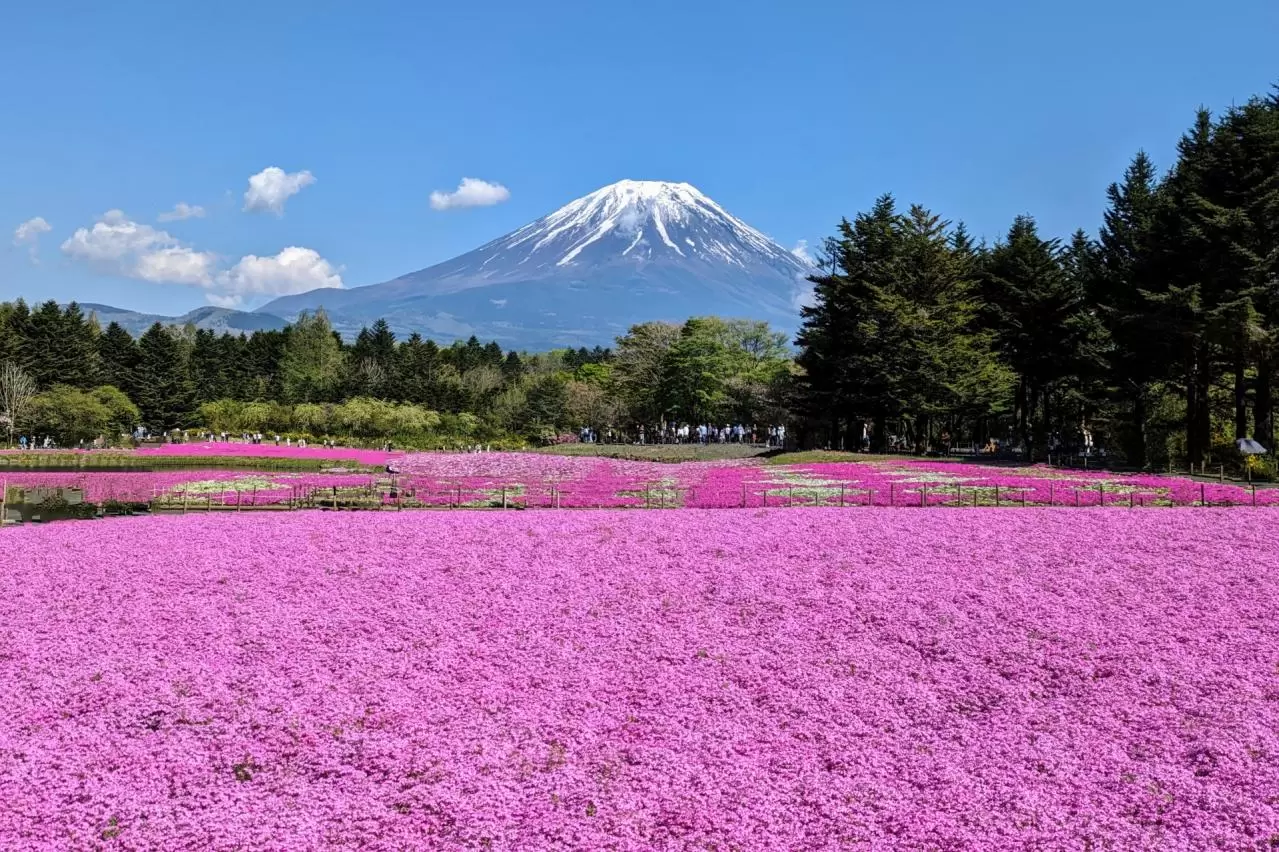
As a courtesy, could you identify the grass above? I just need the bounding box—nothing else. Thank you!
[534,443,770,463]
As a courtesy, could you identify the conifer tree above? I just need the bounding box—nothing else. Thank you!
[97,322,140,397]
[133,323,195,430]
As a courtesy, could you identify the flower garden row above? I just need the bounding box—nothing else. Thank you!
[4,451,1278,510]
[1,509,1275,848]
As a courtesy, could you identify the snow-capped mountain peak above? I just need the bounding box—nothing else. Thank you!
[492,179,805,273]
[259,179,811,349]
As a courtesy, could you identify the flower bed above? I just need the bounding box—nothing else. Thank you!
[4,453,1278,511]
[0,510,1275,848]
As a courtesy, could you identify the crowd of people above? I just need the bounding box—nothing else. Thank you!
[573,423,788,447]
[15,435,58,450]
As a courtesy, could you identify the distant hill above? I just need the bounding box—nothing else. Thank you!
[259,179,813,349]
[77,303,289,337]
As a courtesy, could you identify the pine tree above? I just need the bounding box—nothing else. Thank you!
[501,350,525,382]
[61,302,102,388]
[133,323,195,430]
[796,195,905,450]
[1095,151,1162,465]
[98,322,140,397]
[981,216,1096,458]
[1252,92,1279,449]
[25,300,66,389]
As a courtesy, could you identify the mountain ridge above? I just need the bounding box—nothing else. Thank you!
[260,180,811,348]
[71,303,288,337]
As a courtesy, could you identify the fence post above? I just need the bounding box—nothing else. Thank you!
[995,485,1000,507]
[788,486,794,508]
[838,485,844,507]
[1200,482,1206,507]
[921,484,927,507]
[889,483,894,506]
[1049,482,1053,506]
[744,483,749,508]
[502,486,507,509]
[1098,483,1104,507]
[1252,484,1257,507]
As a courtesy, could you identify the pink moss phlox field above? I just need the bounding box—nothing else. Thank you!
[7,450,1279,509]
[1,510,1277,849]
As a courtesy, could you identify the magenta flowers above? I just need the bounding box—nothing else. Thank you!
[1,509,1276,848]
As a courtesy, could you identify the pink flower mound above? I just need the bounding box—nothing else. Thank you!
[395,452,749,507]
[2,512,1278,848]
[136,442,397,466]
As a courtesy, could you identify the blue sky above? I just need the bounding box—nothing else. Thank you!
[2,0,1277,316]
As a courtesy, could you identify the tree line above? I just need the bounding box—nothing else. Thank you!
[0,301,791,446]
[796,86,1279,470]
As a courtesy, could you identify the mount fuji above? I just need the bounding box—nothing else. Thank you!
[259,180,814,349]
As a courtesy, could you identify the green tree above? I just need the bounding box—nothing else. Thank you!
[91,385,140,437]
[28,385,111,445]
[613,321,680,426]
[133,323,196,430]
[981,215,1098,458]
[98,322,140,398]
[281,309,346,403]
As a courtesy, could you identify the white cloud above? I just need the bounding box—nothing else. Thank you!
[489,298,507,308]
[204,293,242,309]
[429,177,510,211]
[134,246,217,286]
[791,271,816,313]
[61,211,215,285]
[243,166,316,215]
[12,216,52,262]
[62,210,341,308]
[215,246,343,307]
[791,239,814,265]
[158,202,206,222]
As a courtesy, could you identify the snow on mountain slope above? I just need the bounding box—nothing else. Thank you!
[261,180,813,348]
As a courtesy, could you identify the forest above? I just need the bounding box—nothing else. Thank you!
[0,303,790,447]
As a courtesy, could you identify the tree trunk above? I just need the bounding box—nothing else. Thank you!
[1131,390,1148,470]
[1196,350,1213,462]
[1256,354,1274,451]
[871,414,887,454]
[1022,384,1037,461]
[1014,378,1027,454]
[1234,350,1247,440]
[1186,346,1202,466]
